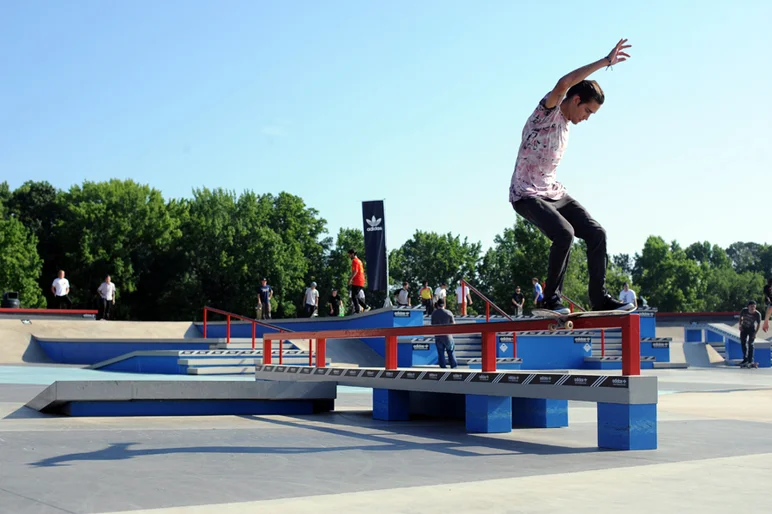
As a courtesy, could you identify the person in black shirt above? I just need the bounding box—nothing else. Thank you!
[257,278,273,320]
[328,288,343,317]
[763,278,772,333]
[511,286,525,316]
[738,300,763,368]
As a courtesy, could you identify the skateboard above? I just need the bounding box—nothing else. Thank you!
[740,362,759,368]
[532,308,636,332]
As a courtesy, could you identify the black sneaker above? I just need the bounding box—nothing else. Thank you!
[542,296,570,315]
[593,294,635,312]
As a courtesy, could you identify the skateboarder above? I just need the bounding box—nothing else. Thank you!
[738,300,763,368]
[509,39,635,315]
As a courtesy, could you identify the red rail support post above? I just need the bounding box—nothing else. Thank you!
[279,336,284,365]
[601,329,605,357]
[263,336,272,364]
[203,308,208,338]
[385,335,398,370]
[621,314,641,376]
[512,332,518,359]
[481,331,496,372]
[317,338,326,368]
[485,302,490,323]
[251,322,256,350]
[226,315,231,345]
[308,340,314,366]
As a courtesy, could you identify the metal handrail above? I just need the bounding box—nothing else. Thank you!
[460,279,514,322]
[202,306,296,361]
[263,313,642,375]
[560,294,587,312]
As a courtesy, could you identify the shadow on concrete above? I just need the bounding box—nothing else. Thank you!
[29,412,599,468]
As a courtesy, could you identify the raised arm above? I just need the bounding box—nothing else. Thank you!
[544,39,632,109]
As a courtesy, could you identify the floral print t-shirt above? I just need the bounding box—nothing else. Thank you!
[509,94,570,203]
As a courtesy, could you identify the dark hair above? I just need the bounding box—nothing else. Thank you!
[423,281,428,286]
[437,299,445,307]
[402,281,408,286]
[347,249,356,256]
[566,80,605,105]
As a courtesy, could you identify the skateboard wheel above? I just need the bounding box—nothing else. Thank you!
[565,320,574,330]
[547,323,557,332]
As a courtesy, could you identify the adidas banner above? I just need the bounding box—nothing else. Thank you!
[361,200,388,290]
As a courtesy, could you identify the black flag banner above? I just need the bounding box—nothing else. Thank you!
[361,200,388,290]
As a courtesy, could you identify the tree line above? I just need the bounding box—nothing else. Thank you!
[1,179,770,320]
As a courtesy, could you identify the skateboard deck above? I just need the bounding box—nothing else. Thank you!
[532,308,636,332]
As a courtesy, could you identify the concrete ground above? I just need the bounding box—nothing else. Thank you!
[2,365,772,514]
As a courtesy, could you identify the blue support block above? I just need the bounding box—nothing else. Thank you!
[597,402,657,450]
[512,398,568,428]
[465,394,512,433]
[373,389,410,421]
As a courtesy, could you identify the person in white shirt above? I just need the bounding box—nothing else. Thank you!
[619,283,637,309]
[455,281,473,314]
[97,275,117,320]
[303,282,320,317]
[433,283,447,309]
[395,282,411,307]
[51,270,72,309]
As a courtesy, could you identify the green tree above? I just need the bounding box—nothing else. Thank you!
[479,217,551,313]
[633,236,706,312]
[389,230,482,307]
[174,189,330,320]
[0,217,46,307]
[6,181,66,298]
[52,179,181,317]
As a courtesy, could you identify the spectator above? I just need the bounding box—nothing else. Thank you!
[419,281,434,315]
[303,282,319,317]
[532,277,543,306]
[512,286,525,316]
[430,299,458,369]
[433,282,447,309]
[97,275,116,320]
[347,249,369,313]
[455,281,472,314]
[257,278,273,320]
[395,282,410,307]
[619,283,638,309]
[51,270,72,309]
[739,300,763,368]
[328,288,343,317]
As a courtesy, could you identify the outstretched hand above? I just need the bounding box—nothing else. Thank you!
[606,38,632,66]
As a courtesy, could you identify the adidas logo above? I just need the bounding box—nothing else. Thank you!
[365,215,383,232]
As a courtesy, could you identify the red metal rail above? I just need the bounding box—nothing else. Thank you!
[460,279,514,322]
[263,313,641,376]
[202,307,294,361]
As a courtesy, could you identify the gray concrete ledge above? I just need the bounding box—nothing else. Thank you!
[26,379,337,413]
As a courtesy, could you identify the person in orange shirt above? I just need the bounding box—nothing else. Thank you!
[347,249,370,313]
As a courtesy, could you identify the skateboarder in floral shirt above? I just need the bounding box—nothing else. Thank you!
[509,39,635,315]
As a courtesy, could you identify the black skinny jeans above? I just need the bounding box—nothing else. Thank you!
[513,194,608,307]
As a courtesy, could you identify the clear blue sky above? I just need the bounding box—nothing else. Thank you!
[2,1,770,257]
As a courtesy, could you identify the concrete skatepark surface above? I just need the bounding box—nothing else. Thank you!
[2,316,772,513]
[2,365,772,514]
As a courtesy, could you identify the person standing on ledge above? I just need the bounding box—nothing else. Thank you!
[509,39,636,315]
